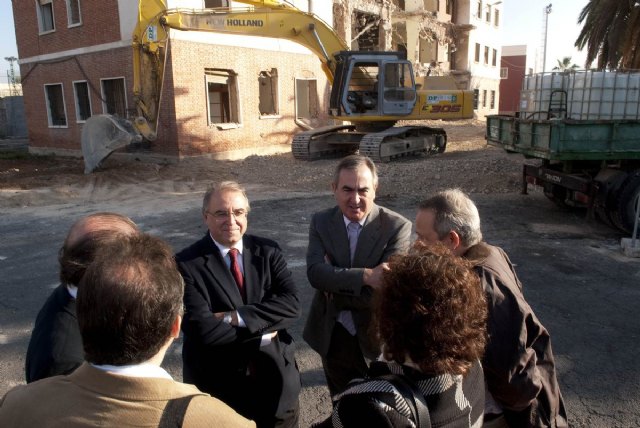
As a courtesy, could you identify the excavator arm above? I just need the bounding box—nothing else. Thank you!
[81,0,348,172]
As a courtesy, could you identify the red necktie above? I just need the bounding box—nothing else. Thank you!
[228,248,246,302]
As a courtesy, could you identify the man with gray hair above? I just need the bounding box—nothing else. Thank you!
[177,181,301,428]
[416,189,567,428]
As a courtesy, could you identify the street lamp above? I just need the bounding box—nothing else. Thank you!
[542,3,552,72]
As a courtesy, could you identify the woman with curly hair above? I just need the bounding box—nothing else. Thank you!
[319,241,487,427]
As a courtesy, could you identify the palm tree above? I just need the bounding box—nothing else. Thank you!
[575,0,640,69]
[552,56,580,71]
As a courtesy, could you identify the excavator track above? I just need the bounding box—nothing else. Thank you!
[359,126,447,162]
[292,124,359,160]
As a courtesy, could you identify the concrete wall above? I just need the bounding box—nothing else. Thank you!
[0,97,28,138]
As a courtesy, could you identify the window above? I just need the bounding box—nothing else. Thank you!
[258,68,279,116]
[36,0,55,33]
[482,89,487,108]
[100,77,127,117]
[206,69,240,126]
[73,81,91,122]
[494,9,500,26]
[490,90,496,109]
[486,5,491,22]
[473,89,479,110]
[492,49,498,66]
[295,78,319,123]
[66,0,81,26]
[474,43,480,62]
[484,46,490,64]
[476,0,482,18]
[500,67,508,79]
[446,0,452,14]
[204,0,229,7]
[44,84,67,127]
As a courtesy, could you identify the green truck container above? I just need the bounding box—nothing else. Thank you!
[486,115,640,232]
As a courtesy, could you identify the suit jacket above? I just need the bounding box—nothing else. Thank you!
[0,363,254,427]
[25,283,83,383]
[465,242,568,428]
[303,204,411,359]
[176,233,301,424]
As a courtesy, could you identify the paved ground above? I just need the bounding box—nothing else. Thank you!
[1,189,639,427]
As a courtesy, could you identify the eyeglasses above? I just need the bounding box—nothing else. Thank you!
[206,209,248,220]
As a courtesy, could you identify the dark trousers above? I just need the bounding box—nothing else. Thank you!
[321,323,369,398]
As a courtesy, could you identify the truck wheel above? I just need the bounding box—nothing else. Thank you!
[610,172,640,233]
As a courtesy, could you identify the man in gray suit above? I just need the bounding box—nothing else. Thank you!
[303,155,412,397]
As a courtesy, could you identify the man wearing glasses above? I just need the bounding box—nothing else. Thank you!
[177,181,301,428]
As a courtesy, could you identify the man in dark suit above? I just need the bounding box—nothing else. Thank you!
[25,212,139,383]
[177,181,301,428]
[303,155,412,397]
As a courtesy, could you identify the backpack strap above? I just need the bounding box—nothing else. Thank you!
[158,395,197,428]
[380,374,432,428]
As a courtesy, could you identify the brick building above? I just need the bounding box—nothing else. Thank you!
[499,44,534,116]
[13,0,333,160]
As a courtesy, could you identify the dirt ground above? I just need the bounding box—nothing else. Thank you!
[0,120,523,211]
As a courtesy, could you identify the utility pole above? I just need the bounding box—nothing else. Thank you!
[541,4,552,72]
[4,56,18,97]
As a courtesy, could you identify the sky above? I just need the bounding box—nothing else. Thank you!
[0,0,590,81]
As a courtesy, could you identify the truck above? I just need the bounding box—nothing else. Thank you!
[486,70,640,233]
[81,0,475,173]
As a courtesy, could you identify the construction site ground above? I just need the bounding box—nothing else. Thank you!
[1,120,638,427]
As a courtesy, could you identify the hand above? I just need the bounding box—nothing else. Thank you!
[363,262,390,290]
[214,311,238,326]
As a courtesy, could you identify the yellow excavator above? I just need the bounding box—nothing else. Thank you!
[81,0,474,172]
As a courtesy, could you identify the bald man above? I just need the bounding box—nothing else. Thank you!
[25,212,139,383]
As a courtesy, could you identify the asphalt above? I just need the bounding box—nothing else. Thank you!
[0,191,639,427]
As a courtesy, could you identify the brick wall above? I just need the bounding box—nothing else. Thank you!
[21,47,133,152]
[163,39,331,158]
[13,0,122,59]
[499,54,526,115]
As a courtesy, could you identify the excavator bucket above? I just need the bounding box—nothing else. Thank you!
[81,115,141,174]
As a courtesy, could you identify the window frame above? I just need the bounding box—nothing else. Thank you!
[476,0,482,19]
[44,83,68,128]
[99,77,128,117]
[494,8,500,27]
[36,0,56,34]
[474,43,481,63]
[500,67,508,79]
[205,69,242,129]
[66,0,82,27]
[490,90,496,109]
[482,89,487,108]
[258,68,280,118]
[492,48,498,67]
[484,46,490,65]
[72,80,92,122]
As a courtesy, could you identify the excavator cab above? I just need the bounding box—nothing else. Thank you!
[330,51,417,119]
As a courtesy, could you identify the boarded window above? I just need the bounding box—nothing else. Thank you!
[206,69,239,125]
[258,68,278,116]
[101,78,127,117]
[44,84,67,127]
[73,81,91,121]
[67,0,81,26]
[37,0,55,33]
[295,79,318,122]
